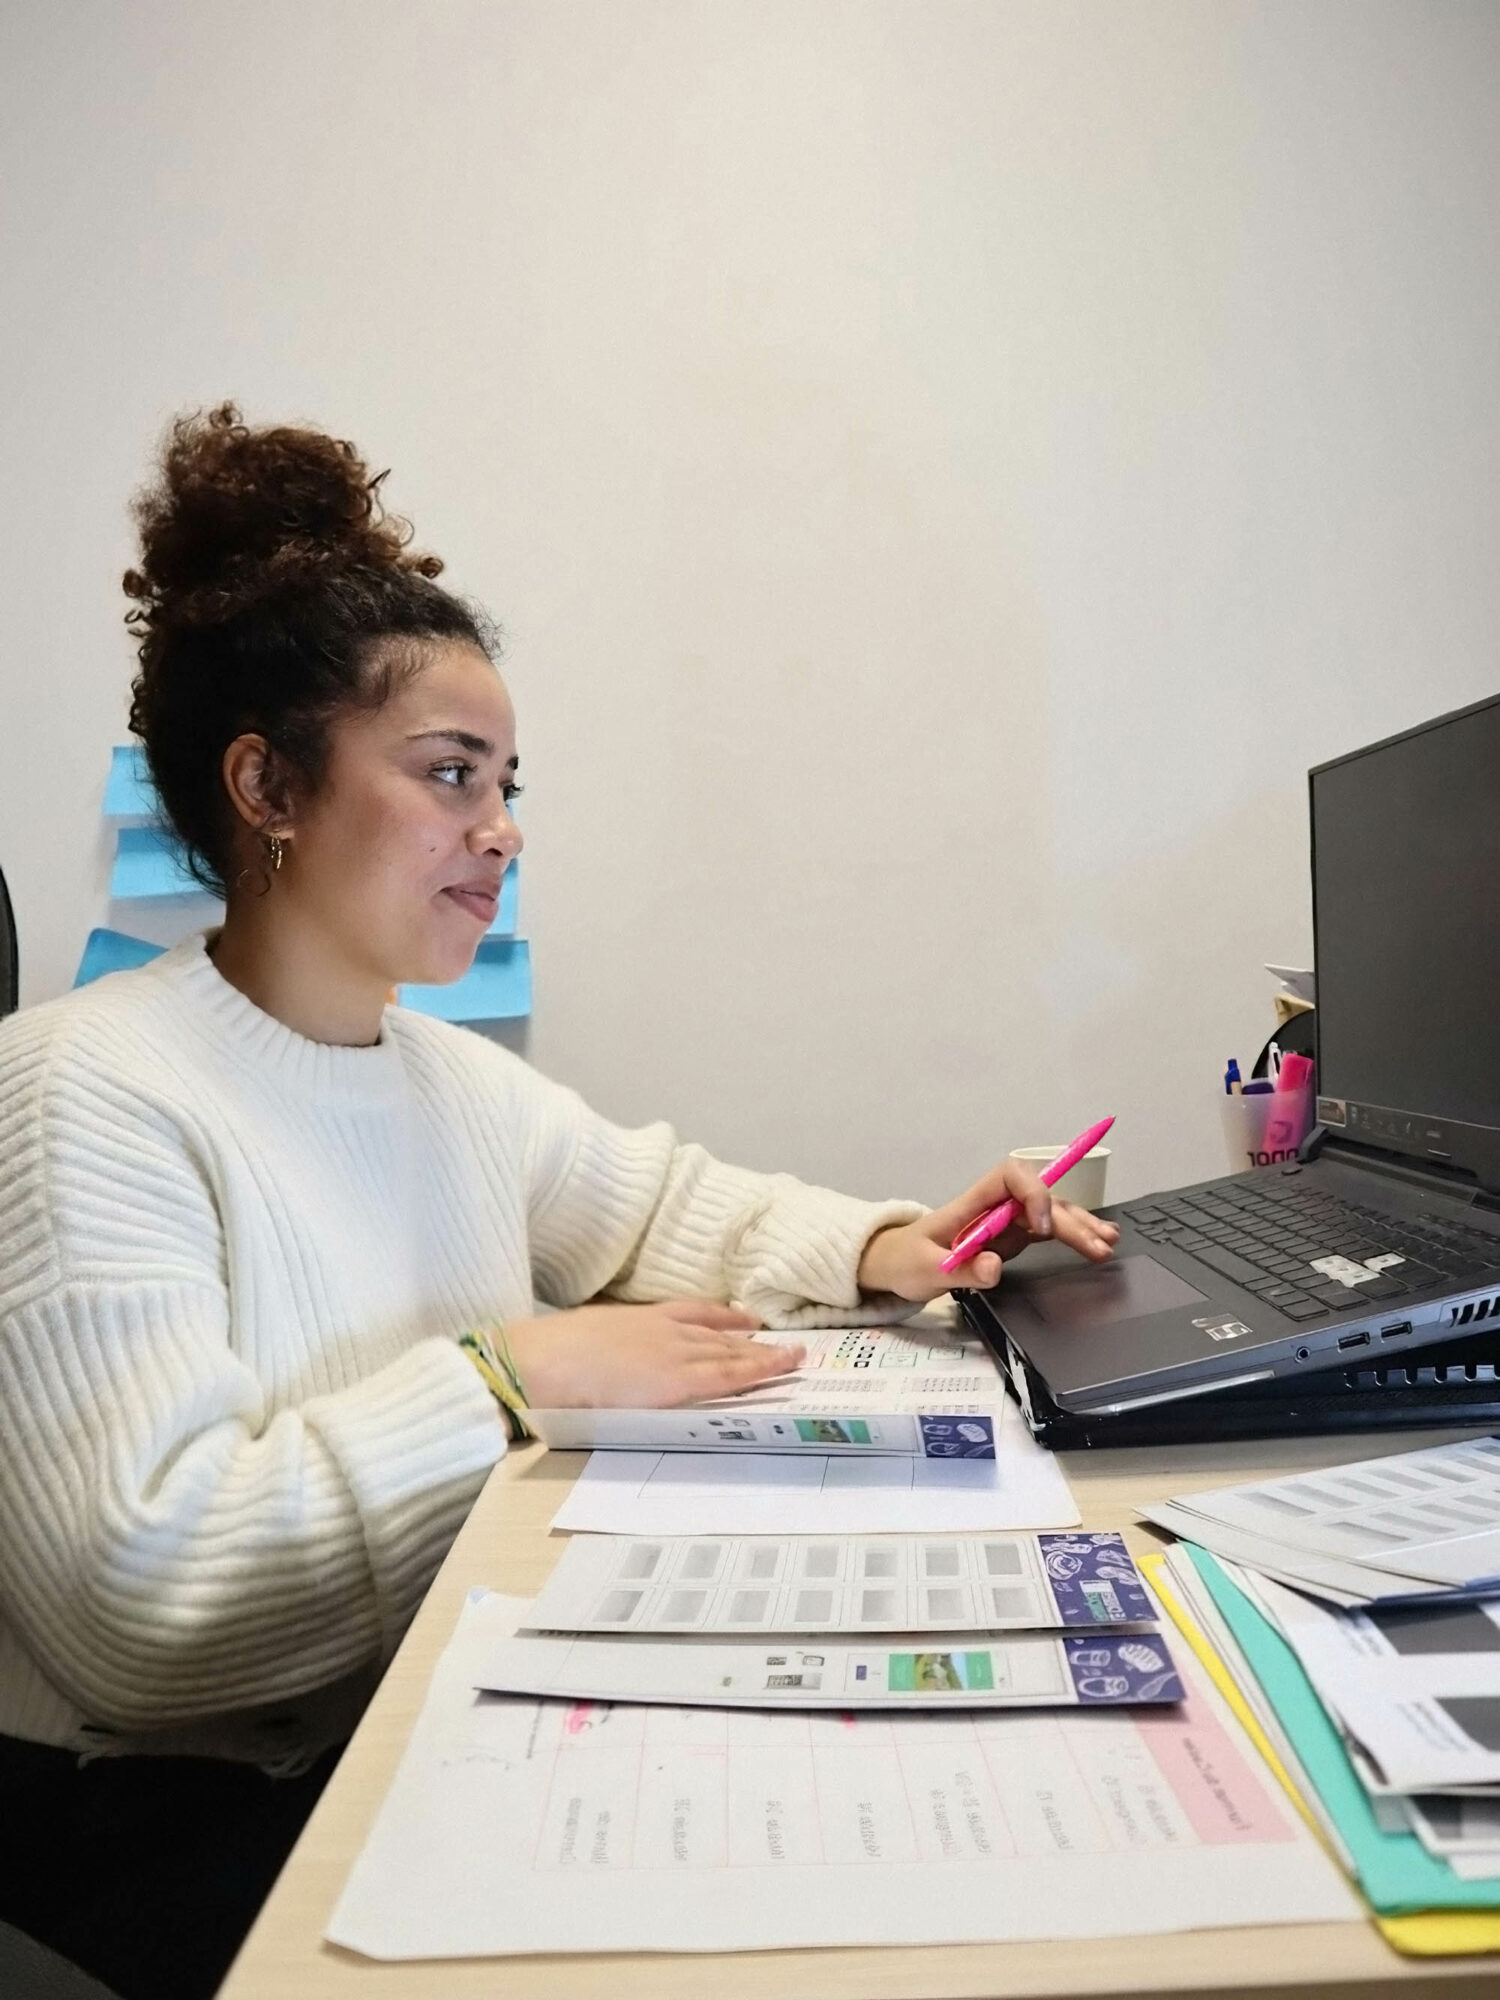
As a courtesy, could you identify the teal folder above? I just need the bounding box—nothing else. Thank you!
[1187,1545,1500,1913]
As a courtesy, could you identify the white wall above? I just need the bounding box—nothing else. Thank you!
[2,0,1498,1207]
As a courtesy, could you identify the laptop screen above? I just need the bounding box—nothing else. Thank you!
[1311,692,1500,1185]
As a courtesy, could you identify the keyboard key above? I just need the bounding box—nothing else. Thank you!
[1193,1246,1265,1285]
[1280,1302,1330,1321]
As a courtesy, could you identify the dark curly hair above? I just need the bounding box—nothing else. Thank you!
[124,402,496,894]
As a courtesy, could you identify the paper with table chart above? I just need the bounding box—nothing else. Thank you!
[325,1588,1357,1959]
[1141,1435,1500,1601]
[527,1318,1009,1458]
[525,1529,1153,1636]
[477,1625,1184,1710]
[551,1392,1080,1536]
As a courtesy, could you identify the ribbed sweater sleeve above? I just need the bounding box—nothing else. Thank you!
[0,1019,503,1734]
[508,1059,928,1328]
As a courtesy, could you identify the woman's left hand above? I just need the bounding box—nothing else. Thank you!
[856,1156,1120,1304]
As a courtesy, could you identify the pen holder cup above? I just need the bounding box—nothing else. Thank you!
[1219,1088,1315,1174]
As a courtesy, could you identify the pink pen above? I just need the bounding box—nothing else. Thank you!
[940,1116,1116,1274]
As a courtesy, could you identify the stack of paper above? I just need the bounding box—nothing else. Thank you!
[475,1530,1186,1712]
[527,1317,1011,1459]
[1140,1438,1500,1955]
[1141,1435,1500,1604]
[326,1584,1358,1960]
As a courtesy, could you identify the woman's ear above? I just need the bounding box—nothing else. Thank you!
[222,733,289,832]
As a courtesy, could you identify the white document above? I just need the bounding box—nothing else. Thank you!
[528,1319,1009,1458]
[526,1529,1152,1636]
[553,1394,1080,1536]
[327,1589,1358,1960]
[1240,1570,1500,1792]
[477,1626,1185,1711]
[1147,1435,1500,1596]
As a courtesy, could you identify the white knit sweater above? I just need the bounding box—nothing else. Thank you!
[0,934,923,1765]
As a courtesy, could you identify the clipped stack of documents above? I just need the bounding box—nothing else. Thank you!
[1140,1436,1500,1955]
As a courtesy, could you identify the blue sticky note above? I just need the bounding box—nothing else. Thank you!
[74,928,165,988]
[110,824,201,900]
[400,938,531,1022]
[487,863,520,937]
[103,745,158,817]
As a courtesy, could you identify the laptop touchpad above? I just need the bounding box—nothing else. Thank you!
[1024,1256,1207,1329]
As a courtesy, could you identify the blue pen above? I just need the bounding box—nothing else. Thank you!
[1224,1058,1243,1096]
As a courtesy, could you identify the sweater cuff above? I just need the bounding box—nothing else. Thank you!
[732,1187,929,1330]
[302,1338,506,1655]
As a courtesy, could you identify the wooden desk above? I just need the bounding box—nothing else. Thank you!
[222,1429,1498,2000]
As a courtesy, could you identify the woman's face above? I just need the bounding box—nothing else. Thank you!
[278,640,524,989]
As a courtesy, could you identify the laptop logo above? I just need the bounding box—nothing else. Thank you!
[1193,1314,1251,1342]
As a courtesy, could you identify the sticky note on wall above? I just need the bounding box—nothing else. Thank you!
[109,824,200,899]
[400,938,531,1022]
[103,745,158,817]
[75,928,166,987]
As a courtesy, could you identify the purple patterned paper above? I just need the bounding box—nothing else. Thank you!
[1063,1634,1184,1705]
[1038,1531,1154,1625]
[917,1414,996,1459]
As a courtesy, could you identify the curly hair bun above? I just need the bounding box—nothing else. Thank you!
[123,401,443,633]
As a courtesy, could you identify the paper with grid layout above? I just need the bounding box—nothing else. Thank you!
[524,1530,1152,1636]
[326,1589,1357,1959]
[1143,1435,1500,1596]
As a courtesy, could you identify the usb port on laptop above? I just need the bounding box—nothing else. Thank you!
[1379,1321,1413,1340]
[1337,1331,1371,1350]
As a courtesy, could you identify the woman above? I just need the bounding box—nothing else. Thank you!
[0,405,1116,1999]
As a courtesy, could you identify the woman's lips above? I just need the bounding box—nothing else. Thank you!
[443,885,499,924]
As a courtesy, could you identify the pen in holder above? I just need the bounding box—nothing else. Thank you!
[1219,1086,1315,1173]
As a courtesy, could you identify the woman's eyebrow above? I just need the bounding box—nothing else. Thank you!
[406,728,517,770]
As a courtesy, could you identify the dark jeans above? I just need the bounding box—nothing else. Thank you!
[0,1731,342,2000]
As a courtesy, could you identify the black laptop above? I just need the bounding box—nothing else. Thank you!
[969,692,1500,1418]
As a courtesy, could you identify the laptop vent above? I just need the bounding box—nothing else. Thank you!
[1446,1291,1500,1328]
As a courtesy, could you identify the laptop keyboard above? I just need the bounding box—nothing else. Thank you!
[1123,1178,1500,1325]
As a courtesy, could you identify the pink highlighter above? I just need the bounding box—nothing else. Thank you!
[940,1116,1116,1275]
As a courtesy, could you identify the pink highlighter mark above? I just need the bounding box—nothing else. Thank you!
[1133,1696,1296,1845]
[563,1702,599,1736]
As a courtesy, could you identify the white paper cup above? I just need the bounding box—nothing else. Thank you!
[1218,1087,1315,1173]
[1010,1144,1110,1213]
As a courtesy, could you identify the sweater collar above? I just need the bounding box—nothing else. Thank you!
[158,932,406,1096]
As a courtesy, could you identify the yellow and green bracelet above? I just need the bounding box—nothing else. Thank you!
[459,1325,532,1438]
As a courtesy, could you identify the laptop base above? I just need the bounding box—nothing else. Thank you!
[957,1290,1500,1450]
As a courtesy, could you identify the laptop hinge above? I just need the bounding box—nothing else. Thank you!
[1306,1127,1486,1207]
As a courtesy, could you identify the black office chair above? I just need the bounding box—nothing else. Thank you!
[0,1922,121,2000]
[0,861,17,1016]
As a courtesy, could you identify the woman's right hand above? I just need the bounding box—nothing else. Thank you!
[504,1300,805,1410]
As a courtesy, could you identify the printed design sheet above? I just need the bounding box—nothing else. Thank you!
[1146,1435,1500,1595]
[475,1626,1184,1710]
[1234,1567,1500,1792]
[327,1590,1358,1960]
[531,1320,1009,1458]
[526,1530,1153,1636]
[552,1395,1081,1536]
